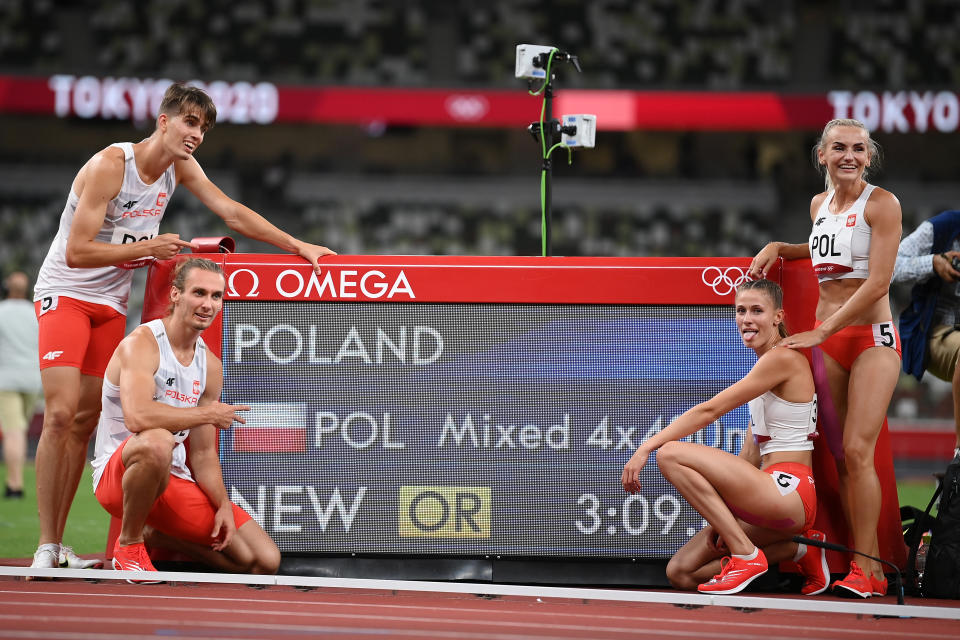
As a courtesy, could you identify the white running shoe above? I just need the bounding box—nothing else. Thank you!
[59,545,104,569]
[29,544,60,576]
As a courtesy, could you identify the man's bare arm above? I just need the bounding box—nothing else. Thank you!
[188,355,237,550]
[116,327,248,433]
[64,148,196,268]
[178,157,335,272]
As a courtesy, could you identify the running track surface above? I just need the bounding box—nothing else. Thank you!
[1,575,957,640]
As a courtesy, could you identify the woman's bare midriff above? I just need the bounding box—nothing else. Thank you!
[815,278,892,325]
[760,450,813,470]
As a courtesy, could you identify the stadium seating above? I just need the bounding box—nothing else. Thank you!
[2,1,956,88]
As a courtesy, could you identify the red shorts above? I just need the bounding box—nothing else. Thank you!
[95,437,252,546]
[765,462,817,531]
[35,296,125,377]
[816,320,902,371]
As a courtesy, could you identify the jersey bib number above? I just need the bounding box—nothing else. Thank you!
[111,224,159,269]
[873,322,897,349]
[772,471,800,497]
[38,295,58,316]
[810,224,854,275]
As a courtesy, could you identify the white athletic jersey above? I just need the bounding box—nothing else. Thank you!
[35,142,177,314]
[91,319,208,491]
[748,391,817,457]
[808,184,876,282]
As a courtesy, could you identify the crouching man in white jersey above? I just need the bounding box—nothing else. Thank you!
[31,82,333,570]
[91,258,279,580]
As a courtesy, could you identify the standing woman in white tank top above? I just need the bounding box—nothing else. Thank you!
[749,119,903,598]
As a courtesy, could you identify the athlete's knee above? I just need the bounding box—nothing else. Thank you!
[127,430,175,471]
[665,555,697,590]
[235,524,281,575]
[252,543,281,575]
[41,401,77,433]
[72,404,102,438]
[656,441,686,472]
[841,438,876,472]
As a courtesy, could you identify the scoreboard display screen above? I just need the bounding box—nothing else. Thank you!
[204,255,757,559]
[136,254,908,572]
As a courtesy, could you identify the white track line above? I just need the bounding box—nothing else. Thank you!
[1,566,957,620]
[0,595,952,639]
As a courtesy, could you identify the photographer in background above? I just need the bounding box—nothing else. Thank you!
[895,210,960,462]
[0,271,41,500]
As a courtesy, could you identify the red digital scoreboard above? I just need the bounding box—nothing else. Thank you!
[140,254,905,581]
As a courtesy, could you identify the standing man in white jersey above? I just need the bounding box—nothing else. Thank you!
[91,258,278,579]
[30,83,334,570]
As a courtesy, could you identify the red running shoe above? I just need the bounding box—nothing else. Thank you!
[697,549,768,595]
[870,572,888,596]
[796,530,830,596]
[112,542,162,585]
[832,561,871,598]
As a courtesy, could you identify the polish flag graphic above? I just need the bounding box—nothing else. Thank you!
[233,402,308,453]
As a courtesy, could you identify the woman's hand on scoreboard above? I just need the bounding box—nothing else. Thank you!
[748,242,782,279]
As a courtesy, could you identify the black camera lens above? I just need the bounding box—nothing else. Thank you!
[952,257,960,271]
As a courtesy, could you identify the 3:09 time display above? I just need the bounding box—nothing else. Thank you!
[575,493,686,536]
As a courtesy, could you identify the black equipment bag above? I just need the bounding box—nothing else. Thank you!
[924,459,960,598]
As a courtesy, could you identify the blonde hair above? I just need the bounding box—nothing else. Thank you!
[811,118,882,191]
[736,279,787,338]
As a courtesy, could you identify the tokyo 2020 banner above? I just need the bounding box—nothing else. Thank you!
[3,74,958,132]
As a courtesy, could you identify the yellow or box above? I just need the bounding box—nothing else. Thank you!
[398,486,491,538]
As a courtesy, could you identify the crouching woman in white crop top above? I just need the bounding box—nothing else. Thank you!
[622,279,825,596]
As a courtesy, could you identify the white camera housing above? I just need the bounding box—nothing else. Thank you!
[515,44,556,80]
[561,114,596,148]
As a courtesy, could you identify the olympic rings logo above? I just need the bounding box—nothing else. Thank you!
[701,266,748,296]
[445,95,490,122]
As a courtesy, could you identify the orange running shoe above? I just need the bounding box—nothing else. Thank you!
[870,572,888,596]
[795,530,830,596]
[697,549,768,595]
[112,542,162,585]
[832,561,871,598]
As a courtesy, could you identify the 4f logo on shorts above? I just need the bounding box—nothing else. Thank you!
[42,350,64,361]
